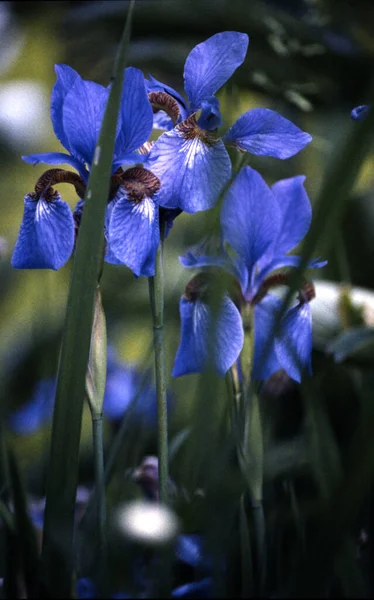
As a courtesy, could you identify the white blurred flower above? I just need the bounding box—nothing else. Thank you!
[0,80,50,148]
[115,500,179,546]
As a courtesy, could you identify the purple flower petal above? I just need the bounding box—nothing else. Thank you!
[223,108,312,159]
[221,166,281,286]
[55,65,108,166]
[272,175,312,255]
[22,152,88,181]
[172,296,244,377]
[184,31,249,111]
[275,303,312,382]
[253,295,282,380]
[146,126,231,213]
[11,193,75,270]
[108,191,160,277]
[115,67,153,158]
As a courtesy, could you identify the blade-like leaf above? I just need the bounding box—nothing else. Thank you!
[40,3,135,596]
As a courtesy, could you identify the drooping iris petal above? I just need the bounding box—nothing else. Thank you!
[171,578,213,599]
[12,193,75,270]
[104,200,126,265]
[7,379,56,434]
[272,175,312,255]
[253,295,282,381]
[114,67,153,159]
[197,96,222,131]
[108,191,160,277]
[172,296,244,377]
[275,303,312,382]
[51,64,81,153]
[59,71,108,166]
[184,31,249,111]
[223,108,312,159]
[221,166,281,281]
[351,105,370,121]
[22,152,88,181]
[146,126,231,213]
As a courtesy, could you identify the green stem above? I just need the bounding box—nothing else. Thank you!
[148,222,168,505]
[92,414,107,575]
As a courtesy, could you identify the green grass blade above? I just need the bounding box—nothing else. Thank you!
[7,447,40,598]
[40,2,135,596]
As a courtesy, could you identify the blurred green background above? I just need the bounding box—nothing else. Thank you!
[2,1,374,593]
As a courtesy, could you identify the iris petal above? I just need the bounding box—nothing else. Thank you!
[115,67,153,158]
[146,128,231,213]
[184,31,249,111]
[197,96,222,130]
[22,152,88,181]
[221,166,281,279]
[172,296,244,377]
[59,72,108,165]
[253,295,282,381]
[12,193,75,270]
[108,192,160,277]
[275,303,312,382]
[51,64,81,153]
[272,175,312,255]
[223,108,312,159]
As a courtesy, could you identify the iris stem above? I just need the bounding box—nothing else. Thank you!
[92,413,107,577]
[148,221,168,504]
[228,358,266,595]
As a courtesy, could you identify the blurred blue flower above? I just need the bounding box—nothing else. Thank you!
[7,378,55,434]
[103,348,166,426]
[145,31,312,213]
[174,167,326,382]
[351,105,370,121]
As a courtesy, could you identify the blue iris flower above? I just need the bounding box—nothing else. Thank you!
[173,166,326,382]
[351,105,370,121]
[145,31,312,214]
[12,66,155,272]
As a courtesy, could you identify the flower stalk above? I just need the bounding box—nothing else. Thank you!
[148,221,169,505]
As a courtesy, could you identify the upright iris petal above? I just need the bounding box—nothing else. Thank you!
[113,67,154,168]
[183,31,249,111]
[12,192,75,270]
[221,166,281,292]
[107,167,161,277]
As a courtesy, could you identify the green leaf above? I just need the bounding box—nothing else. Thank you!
[7,447,40,598]
[40,2,135,596]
